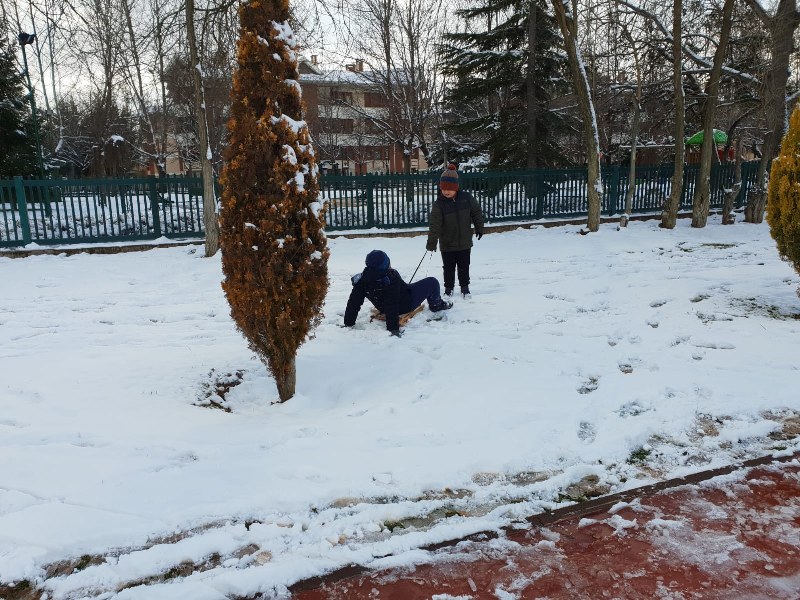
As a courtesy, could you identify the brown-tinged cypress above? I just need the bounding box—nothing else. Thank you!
[220,0,329,402]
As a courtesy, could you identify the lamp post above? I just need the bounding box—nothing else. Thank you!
[18,32,46,181]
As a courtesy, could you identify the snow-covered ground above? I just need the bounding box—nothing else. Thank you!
[1,216,799,599]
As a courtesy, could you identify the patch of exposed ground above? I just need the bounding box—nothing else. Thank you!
[194,369,245,411]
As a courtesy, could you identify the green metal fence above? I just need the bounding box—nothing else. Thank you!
[321,162,759,230]
[0,175,206,248]
[0,162,759,248]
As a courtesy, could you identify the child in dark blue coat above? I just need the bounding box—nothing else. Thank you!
[344,250,452,337]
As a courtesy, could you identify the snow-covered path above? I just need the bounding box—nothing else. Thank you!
[1,217,799,599]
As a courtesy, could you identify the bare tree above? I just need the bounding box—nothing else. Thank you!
[552,0,602,232]
[186,0,219,256]
[63,0,126,133]
[618,15,643,228]
[691,0,734,229]
[120,0,171,175]
[337,0,446,173]
[741,0,800,223]
[661,0,685,229]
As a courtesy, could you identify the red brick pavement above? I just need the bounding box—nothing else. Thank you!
[293,455,800,599]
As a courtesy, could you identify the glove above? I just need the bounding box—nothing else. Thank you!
[426,242,437,252]
[390,329,403,338]
[476,232,483,240]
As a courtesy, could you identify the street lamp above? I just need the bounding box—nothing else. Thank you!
[18,32,46,181]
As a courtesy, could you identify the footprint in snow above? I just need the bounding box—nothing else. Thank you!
[578,376,599,394]
[616,401,649,417]
[670,336,690,347]
[692,341,736,350]
[690,294,711,303]
[578,421,596,443]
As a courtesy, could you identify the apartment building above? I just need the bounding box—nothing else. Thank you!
[299,57,427,175]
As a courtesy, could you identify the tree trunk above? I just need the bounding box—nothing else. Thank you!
[722,139,742,224]
[661,0,685,229]
[744,0,800,223]
[621,98,640,228]
[275,357,296,402]
[691,0,734,228]
[187,0,220,256]
[620,21,642,229]
[155,11,170,177]
[552,0,602,232]
[526,0,539,169]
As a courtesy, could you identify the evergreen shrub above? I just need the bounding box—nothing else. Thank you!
[220,0,329,401]
[767,104,800,288]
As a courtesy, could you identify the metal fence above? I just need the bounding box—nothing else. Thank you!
[1,162,759,248]
[0,175,205,248]
[321,162,759,230]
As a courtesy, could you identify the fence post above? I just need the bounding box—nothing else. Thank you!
[148,177,162,237]
[739,162,752,209]
[680,165,693,209]
[607,165,621,215]
[534,172,545,219]
[13,176,32,245]
[366,176,375,228]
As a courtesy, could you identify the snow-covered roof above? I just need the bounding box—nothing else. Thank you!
[299,70,379,86]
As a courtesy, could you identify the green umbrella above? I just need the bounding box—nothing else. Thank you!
[685,129,728,145]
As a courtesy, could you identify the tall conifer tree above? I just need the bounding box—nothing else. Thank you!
[439,0,567,168]
[0,34,38,178]
[220,0,329,402]
[767,104,800,286]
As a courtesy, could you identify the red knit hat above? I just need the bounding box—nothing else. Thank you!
[439,164,459,192]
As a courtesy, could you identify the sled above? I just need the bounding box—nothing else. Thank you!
[370,304,425,326]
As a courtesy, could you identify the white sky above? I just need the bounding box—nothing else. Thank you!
[1,216,799,598]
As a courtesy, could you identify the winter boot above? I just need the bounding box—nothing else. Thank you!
[429,297,454,312]
[444,288,453,298]
[461,285,471,299]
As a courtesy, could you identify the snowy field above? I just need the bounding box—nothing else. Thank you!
[1,216,799,599]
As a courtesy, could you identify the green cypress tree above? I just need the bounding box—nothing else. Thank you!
[439,0,568,168]
[0,34,38,178]
[220,0,329,402]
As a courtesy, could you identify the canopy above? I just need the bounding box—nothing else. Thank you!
[685,129,728,145]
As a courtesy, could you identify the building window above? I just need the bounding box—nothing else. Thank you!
[364,92,388,108]
[325,90,353,104]
[320,118,354,134]
[362,120,383,134]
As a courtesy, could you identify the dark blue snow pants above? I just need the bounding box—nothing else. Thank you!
[399,277,442,313]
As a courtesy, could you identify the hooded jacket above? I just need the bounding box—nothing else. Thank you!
[426,189,485,252]
[344,266,410,332]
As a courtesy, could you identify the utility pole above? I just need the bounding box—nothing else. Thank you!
[18,32,46,181]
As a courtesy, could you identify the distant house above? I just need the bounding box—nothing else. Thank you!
[139,133,195,176]
[299,57,427,175]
